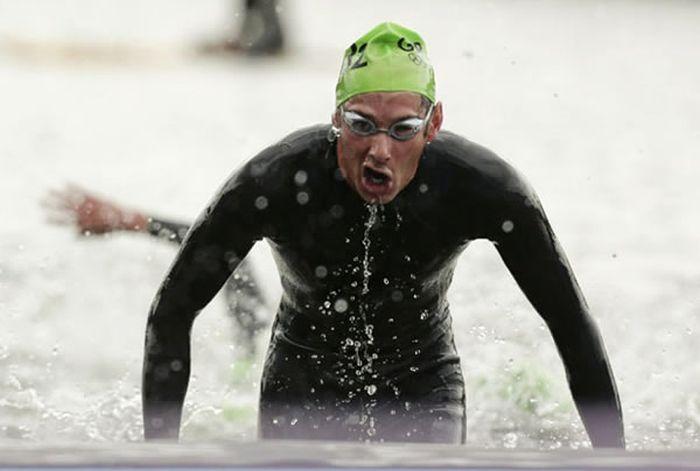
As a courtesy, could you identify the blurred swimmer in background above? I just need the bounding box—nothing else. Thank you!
[42,184,270,356]
[199,0,285,56]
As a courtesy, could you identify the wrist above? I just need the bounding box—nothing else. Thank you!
[120,211,149,232]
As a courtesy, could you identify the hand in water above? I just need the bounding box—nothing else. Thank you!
[41,183,148,235]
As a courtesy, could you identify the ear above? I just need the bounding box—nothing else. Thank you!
[427,101,443,142]
[331,109,341,128]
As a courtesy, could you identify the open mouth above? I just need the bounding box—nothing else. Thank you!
[363,166,391,187]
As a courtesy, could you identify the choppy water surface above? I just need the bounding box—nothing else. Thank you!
[1,0,700,453]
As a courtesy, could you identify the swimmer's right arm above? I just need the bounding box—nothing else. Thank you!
[141,165,266,440]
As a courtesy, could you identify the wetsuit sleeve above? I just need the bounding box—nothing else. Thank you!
[146,217,190,245]
[142,168,264,441]
[488,178,625,448]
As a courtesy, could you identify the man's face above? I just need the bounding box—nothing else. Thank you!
[332,92,443,204]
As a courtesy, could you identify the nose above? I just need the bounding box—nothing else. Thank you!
[367,133,391,165]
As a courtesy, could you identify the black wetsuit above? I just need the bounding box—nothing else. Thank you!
[143,125,624,446]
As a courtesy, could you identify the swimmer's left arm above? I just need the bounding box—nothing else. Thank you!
[489,181,625,449]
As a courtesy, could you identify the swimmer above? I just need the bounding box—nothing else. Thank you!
[142,22,625,447]
[43,184,268,355]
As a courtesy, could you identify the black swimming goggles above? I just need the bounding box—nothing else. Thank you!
[340,104,434,142]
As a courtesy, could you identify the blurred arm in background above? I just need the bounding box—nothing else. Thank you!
[42,183,157,237]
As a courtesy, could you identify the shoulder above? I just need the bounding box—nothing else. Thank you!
[411,130,547,242]
[278,124,332,153]
[212,125,332,217]
[424,130,536,204]
[225,125,331,188]
[265,124,332,161]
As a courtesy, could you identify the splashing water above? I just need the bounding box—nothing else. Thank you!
[343,204,380,439]
[361,204,377,297]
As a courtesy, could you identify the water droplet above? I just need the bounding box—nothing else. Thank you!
[367,426,376,437]
[315,265,328,278]
[504,432,518,448]
[419,183,428,193]
[501,220,514,233]
[330,204,344,218]
[294,170,308,185]
[250,162,266,176]
[334,298,349,313]
[296,191,310,205]
[254,196,268,210]
[365,384,377,396]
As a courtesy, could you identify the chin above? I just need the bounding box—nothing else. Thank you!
[360,190,398,205]
[357,178,398,205]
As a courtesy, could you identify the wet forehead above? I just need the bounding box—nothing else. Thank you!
[344,92,424,122]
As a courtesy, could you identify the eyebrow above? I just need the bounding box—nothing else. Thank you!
[345,108,422,123]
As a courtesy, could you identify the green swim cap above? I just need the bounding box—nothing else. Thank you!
[335,22,436,107]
